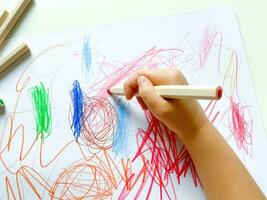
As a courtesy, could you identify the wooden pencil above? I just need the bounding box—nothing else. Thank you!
[109,85,223,100]
[0,43,30,74]
[0,10,9,27]
[0,0,32,48]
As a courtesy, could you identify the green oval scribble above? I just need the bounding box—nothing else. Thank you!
[30,82,52,141]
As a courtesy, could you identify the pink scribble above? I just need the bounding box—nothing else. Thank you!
[199,27,222,68]
[228,97,253,155]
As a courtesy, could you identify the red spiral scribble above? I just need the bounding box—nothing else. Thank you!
[81,96,116,151]
[50,158,115,200]
[69,96,117,152]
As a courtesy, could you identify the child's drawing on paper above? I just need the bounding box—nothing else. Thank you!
[0,8,266,200]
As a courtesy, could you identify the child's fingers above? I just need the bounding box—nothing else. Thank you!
[123,68,187,100]
[124,73,138,100]
[137,68,187,85]
[137,76,167,114]
[136,97,148,110]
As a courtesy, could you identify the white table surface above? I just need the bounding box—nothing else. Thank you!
[1,0,267,131]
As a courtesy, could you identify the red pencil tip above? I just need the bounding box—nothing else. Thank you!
[107,88,111,95]
[216,86,223,100]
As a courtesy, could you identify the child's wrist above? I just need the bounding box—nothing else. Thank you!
[175,117,212,145]
[180,120,213,147]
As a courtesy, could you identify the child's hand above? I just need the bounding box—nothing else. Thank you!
[124,68,209,143]
[124,69,265,200]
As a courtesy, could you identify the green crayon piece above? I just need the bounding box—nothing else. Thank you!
[0,99,4,108]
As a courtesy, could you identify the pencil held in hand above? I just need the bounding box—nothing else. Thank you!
[109,85,223,100]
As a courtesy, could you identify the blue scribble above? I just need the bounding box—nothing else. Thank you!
[112,98,130,156]
[82,37,92,73]
[70,80,84,140]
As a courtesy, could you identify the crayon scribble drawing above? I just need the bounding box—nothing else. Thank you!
[30,82,52,142]
[0,7,267,200]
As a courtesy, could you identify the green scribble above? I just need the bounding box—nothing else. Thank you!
[30,82,52,141]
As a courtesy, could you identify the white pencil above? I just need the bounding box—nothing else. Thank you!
[109,85,223,100]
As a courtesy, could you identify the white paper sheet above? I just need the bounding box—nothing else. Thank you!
[0,7,267,200]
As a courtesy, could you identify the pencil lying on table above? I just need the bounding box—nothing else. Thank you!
[0,0,32,47]
[0,10,9,27]
[0,0,32,75]
[109,85,223,100]
[0,43,30,74]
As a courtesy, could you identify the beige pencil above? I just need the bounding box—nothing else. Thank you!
[109,85,223,100]
[0,43,30,74]
[0,0,32,47]
[0,10,9,27]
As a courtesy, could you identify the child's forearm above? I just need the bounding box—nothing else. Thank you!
[182,122,265,200]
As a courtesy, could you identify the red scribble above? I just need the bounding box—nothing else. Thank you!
[220,51,253,155]
[131,111,200,200]
[69,96,117,153]
[225,97,253,155]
